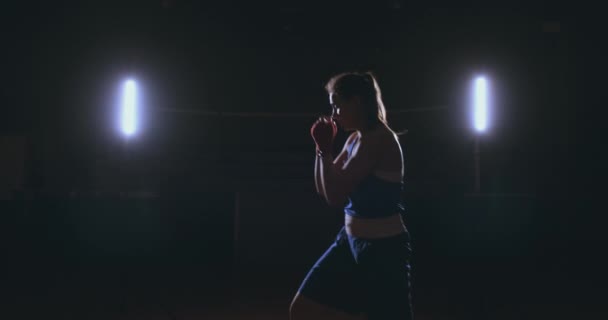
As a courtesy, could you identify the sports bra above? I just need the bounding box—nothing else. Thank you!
[344,175,406,219]
[343,135,406,219]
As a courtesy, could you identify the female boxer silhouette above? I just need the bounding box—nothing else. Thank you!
[290,72,414,320]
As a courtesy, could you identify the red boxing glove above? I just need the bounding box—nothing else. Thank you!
[310,117,337,154]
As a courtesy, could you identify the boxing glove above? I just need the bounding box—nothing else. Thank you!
[310,117,337,154]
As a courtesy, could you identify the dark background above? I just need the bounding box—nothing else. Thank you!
[1,1,604,319]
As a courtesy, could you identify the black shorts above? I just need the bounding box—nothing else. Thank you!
[297,226,414,320]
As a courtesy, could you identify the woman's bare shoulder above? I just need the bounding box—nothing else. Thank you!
[345,131,359,145]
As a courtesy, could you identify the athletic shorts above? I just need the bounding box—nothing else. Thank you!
[297,226,414,320]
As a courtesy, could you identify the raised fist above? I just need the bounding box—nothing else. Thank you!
[310,116,337,153]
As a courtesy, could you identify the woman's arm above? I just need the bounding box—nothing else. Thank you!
[314,155,324,196]
[315,134,354,200]
[319,133,383,206]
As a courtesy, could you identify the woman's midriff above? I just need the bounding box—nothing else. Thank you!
[344,213,407,239]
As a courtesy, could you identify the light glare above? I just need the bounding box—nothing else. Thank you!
[121,79,137,136]
[474,76,488,132]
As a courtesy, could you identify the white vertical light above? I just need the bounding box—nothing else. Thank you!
[474,76,488,132]
[121,79,137,137]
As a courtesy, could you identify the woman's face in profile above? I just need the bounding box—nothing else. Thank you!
[330,93,361,131]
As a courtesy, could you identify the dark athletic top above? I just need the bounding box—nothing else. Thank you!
[343,136,405,219]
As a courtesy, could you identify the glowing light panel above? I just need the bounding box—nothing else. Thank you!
[473,76,488,132]
[121,79,137,136]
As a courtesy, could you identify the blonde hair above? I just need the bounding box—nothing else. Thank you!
[325,71,406,135]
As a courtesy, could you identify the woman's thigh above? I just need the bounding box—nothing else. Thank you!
[354,232,414,320]
[296,227,365,315]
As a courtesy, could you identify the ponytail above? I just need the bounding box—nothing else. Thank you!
[325,71,408,136]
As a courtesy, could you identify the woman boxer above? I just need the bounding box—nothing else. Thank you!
[290,72,414,320]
